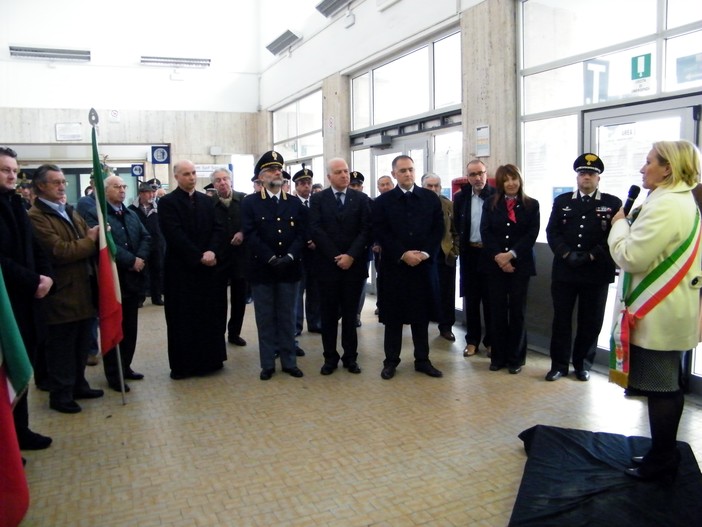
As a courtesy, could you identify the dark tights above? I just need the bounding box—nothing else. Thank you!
[647,391,684,461]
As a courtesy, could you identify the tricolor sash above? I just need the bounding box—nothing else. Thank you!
[609,209,701,388]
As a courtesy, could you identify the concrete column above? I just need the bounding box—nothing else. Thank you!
[322,73,351,164]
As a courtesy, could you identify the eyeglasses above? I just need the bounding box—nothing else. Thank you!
[467,171,486,178]
[45,179,68,187]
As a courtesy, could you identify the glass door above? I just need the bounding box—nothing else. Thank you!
[584,95,702,393]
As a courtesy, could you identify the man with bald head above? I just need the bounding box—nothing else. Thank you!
[158,160,226,380]
[85,175,151,391]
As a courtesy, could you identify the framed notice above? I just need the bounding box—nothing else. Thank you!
[55,122,82,141]
[476,125,490,157]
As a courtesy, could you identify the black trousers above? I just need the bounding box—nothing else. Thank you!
[437,257,456,333]
[227,277,248,339]
[462,247,491,347]
[46,319,93,404]
[383,322,430,368]
[549,281,609,373]
[488,272,530,369]
[319,278,365,366]
[103,296,140,384]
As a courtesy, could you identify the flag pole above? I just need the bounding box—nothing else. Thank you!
[89,108,126,405]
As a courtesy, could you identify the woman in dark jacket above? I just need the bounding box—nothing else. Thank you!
[480,164,540,374]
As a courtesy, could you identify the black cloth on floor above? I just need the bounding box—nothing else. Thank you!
[509,424,702,527]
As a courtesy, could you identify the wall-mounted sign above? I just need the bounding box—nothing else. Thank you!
[151,146,170,164]
[131,164,145,178]
[55,122,82,141]
[476,125,490,157]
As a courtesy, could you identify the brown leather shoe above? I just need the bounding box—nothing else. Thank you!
[440,331,456,341]
[463,344,477,357]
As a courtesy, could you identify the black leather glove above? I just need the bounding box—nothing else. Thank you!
[566,251,590,268]
[269,255,293,268]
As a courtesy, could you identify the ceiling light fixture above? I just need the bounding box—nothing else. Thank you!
[9,46,91,62]
[140,56,211,68]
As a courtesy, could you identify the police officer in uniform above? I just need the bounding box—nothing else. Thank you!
[545,153,621,381]
[241,151,306,380]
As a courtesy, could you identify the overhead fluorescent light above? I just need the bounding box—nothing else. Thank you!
[265,30,302,56]
[140,56,211,68]
[9,46,90,62]
[315,0,352,17]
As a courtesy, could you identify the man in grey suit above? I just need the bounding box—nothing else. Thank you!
[309,158,372,375]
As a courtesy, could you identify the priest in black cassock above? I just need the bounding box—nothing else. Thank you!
[158,159,227,379]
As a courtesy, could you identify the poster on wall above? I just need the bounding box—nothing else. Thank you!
[476,125,490,157]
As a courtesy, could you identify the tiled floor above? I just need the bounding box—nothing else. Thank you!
[21,298,702,526]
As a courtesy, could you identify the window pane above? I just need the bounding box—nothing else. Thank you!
[373,47,430,125]
[523,0,657,69]
[665,31,702,92]
[298,91,322,136]
[352,73,371,130]
[667,0,702,29]
[524,43,657,115]
[433,130,463,198]
[351,149,372,192]
[434,33,461,109]
[273,140,297,161]
[522,115,578,243]
[273,102,296,143]
[298,132,323,158]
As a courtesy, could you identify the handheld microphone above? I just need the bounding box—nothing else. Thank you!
[623,185,641,215]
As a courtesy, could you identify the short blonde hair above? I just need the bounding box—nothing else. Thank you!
[651,140,701,188]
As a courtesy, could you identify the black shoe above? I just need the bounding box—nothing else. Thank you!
[381,366,395,380]
[295,347,305,357]
[260,368,275,380]
[439,331,456,341]
[73,388,104,399]
[108,382,130,392]
[18,429,53,450]
[170,371,189,380]
[355,317,362,328]
[545,370,565,381]
[124,370,144,380]
[50,400,82,414]
[489,364,503,371]
[228,335,247,346]
[151,297,164,306]
[508,366,522,374]
[631,455,646,465]
[625,451,680,482]
[137,301,144,308]
[344,363,362,374]
[282,367,304,378]
[320,363,337,375]
[415,363,443,377]
[575,370,590,381]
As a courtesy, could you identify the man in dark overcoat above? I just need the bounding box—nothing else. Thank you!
[129,181,165,306]
[372,155,444,380]
[0,147,53,447]
[310,158,371,375]
[210,167,248,347]
[545,153,621,382]
[241,151,306,380]
[158,160,226,380]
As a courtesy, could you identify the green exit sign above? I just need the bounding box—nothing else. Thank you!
[632,54,651,80]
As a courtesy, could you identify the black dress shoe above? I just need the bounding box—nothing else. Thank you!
[545,370,565,381]
[151,297,165,306]
[228,335,247,346]
[381,366,395,380]
[355,317,362,328]
[489,364,503,371]
[508,366,522,374]
[440,331,456,341]
[295,347,305,357]
[74,388,104,399]
[282,366,304,378]
[108,382,130,392]
[631,455,645,465]
[415,363,443,377]
[18,429,53,450]
[320,363,337,375]
[260,368,275,380]
[344,363,362,374]
[575,370,590,381]
[50,400,82,414]
[124,370,144,380]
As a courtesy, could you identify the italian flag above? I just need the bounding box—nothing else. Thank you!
[91,123,123,354]
[0,267,31,527]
